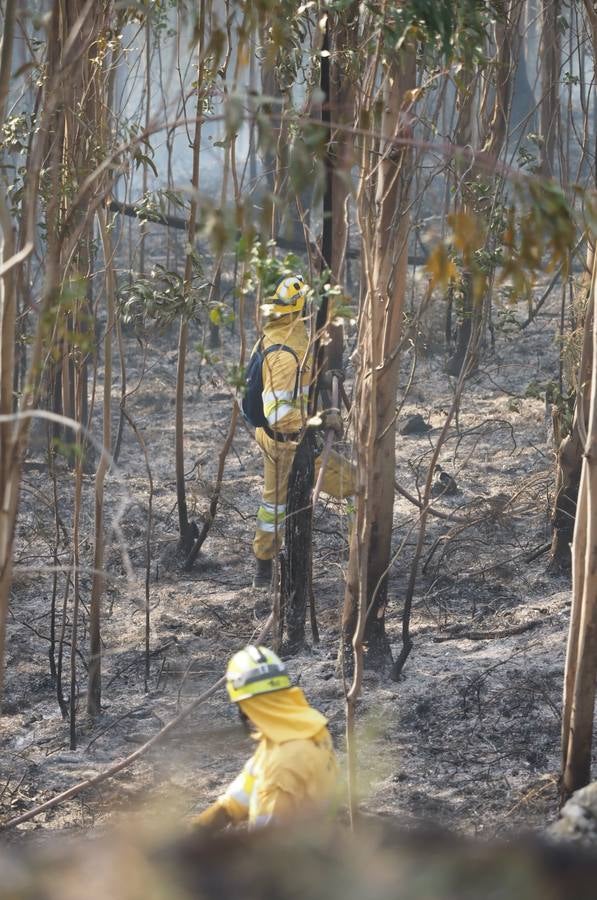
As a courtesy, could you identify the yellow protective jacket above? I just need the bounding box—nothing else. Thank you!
[195,687,338,830]
[260,315,311,435]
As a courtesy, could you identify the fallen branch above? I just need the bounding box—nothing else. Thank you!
[519,235,584,330]
[106,199,428,265]
[0,614,273,831]
[394,480,468,524]
[524,541,551,563]
[85,705,150,752]
[433,619,542,643]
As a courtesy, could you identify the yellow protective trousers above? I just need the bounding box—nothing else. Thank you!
[253,427,356,561]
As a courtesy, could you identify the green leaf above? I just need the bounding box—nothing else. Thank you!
[135,153,158,178]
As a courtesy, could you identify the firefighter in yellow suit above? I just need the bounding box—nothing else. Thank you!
[191,645,338,830]
[252,274,355,588]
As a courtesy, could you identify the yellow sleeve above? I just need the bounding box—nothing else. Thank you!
[261,349,308,434]
[190,755,256,831]
[251,786,298,827]
[217,755,257,823]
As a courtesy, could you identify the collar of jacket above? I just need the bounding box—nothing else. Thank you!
[263,315,309,346]
[239,686,327,743]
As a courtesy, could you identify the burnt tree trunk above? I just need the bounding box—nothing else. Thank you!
[282,432,315,653]
[282,16,354,650]
[176,1,206,558]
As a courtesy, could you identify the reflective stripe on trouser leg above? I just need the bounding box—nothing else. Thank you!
[256,501,287,533]
[252,431,356,558]
[253,428,297,560]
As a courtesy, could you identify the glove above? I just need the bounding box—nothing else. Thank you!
[189,802,232,834]
[320,408,343,440]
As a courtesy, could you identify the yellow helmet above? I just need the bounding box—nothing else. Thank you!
[226,645,291,703]
[267,274,308,316]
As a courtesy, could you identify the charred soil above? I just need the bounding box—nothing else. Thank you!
[0,286,577,841]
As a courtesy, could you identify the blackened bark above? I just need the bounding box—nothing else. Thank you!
[282,432,315,653]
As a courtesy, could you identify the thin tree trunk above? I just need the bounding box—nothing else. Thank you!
[175,0,206,560]
[0,0,17,703]
[0,0,114,702]
[549,3,597,568]
[139,14,151,276]
[481,0,524,158]
[318,11,358,380]
[445,65,478,377]
[176,1,206,556]
[282,15,354,648]
[0,0,62,695]
[56,563,71,719]
[342,46,416,667]
[69,372,84,749]
[175,318,193,551]
[329,7,358,285]
[550,288,594,568]
[120,408,153,690]
[87,208,115,717]
[561,261,597,800]
[540,0,560,177]
[282,433,315,653]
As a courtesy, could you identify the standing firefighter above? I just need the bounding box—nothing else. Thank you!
[191,645,338,831]
[247,274,355,588]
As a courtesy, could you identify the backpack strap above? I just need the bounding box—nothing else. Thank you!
[262,343,301,401]
[261,343,302,441]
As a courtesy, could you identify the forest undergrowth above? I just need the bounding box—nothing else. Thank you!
[0,267,575,841]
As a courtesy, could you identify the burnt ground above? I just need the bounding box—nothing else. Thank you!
[0,280,580,843]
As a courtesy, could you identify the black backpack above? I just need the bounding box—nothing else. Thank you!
[242,340,300,429]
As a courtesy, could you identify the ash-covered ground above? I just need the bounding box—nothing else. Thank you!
[1,280,578,841]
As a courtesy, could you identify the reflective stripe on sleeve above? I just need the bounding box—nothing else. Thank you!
[263,388,308,427]
[262,390,295,409]
[265,402,296,426]
[224,769,255,810]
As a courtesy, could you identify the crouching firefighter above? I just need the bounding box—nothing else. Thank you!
[242,274,355,589]
[190,645,338,831]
